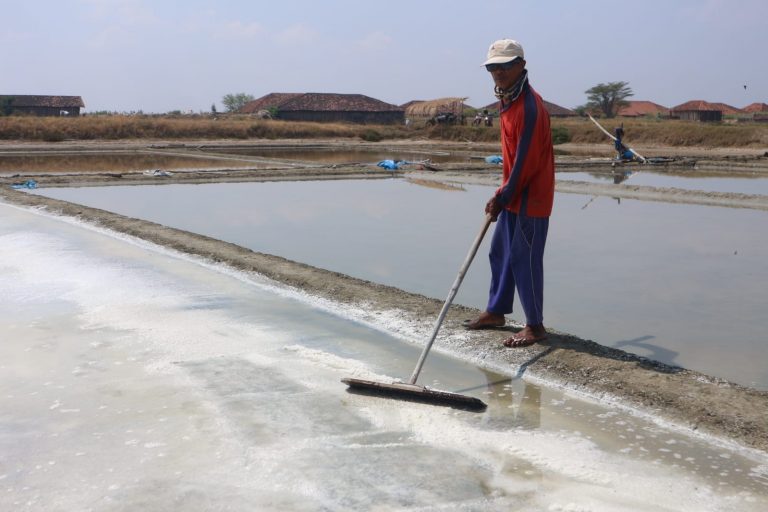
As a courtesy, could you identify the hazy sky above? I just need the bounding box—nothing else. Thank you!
[3,0,766,113]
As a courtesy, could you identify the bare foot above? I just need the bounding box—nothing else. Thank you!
[502,324,547,348]
[463,311,505,330]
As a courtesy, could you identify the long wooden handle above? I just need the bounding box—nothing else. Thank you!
[408,215,493,384]
[588,114,647,162]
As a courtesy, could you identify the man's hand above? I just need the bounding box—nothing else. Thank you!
[485,195,502,221]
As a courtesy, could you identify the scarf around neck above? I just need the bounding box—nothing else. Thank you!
[495,69,529,106]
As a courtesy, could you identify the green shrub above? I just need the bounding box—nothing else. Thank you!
[360,129,382,142]
[551,126,570,145]
[41,130,65,142]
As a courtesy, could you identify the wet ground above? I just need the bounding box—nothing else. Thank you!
[2,201,767,511]
[0,150,257,176]
[28,179,768,390]
[1,140,768,510]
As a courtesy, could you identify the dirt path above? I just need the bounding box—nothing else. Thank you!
[2,140,768,455]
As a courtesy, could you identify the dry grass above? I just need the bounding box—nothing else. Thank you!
[552,117,768,147]
[0,114,766,148]
[419,118,768,147]
[0,115,410,143]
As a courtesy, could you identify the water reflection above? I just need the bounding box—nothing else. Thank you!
[613,169,632,184]
[560,169,768,195]
[406,178,466,192]
[492,380,542,429]
[30,179,768,390]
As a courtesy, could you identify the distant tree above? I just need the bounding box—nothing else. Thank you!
[222,93,254,113]
[211,103,217,114]
[573,105,588,117]
[585,81,633,118]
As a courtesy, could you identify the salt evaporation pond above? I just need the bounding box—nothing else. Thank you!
[197,146,466,164]
[31,178,768,390]
[559,170,768,195]
[0,151,255,176]
[2,201,767,511]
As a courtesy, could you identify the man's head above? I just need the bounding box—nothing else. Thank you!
[483,39,526,91]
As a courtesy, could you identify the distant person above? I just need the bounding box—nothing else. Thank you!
[614,125,635,161]
[463,38,555,348]
[483,109,493,127]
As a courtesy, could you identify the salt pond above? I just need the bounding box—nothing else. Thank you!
[197,146,466,164]
[31,178,768,390]
[560,170,768,195]
[0,151,255,176]
[2,201,767,511]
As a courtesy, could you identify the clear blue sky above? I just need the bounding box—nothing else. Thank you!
[3,0,766,113]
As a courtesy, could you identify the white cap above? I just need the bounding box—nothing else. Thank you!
[482,39,524,66]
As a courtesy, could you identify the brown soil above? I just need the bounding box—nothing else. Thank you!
[2,139,768,455]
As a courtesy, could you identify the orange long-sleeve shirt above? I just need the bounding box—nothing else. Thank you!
[496,82,555,218]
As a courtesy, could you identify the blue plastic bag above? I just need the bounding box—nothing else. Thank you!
[11,180,37,190]
[377,160,400,170]
[485,155,503,164]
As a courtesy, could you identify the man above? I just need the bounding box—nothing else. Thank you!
[614,125,636,161]
[464,39,555,348]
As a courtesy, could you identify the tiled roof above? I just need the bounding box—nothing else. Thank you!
[283,93,402,112]
[239,93,302,113]
[618,100,668,116]
[710,102,743,115]
[671,100,742,113]
[542,100,575,116]
[672,100,718,111]
[743,102,768,112]
[482,99,575,116]
[241,93,402,113]
[0,95,85,108]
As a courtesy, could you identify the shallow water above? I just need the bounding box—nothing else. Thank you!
[197,146,470,164]
[560,169,768,195]
[2,202,767,511]
[32,179,768,390]
[0,151,254,176]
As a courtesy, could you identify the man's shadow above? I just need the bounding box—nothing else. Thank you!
[535,330,684,375]
[613,335,680,371]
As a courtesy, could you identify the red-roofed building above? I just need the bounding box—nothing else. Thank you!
[617,100,668,118]
[542,100,576,117]
[482,99,575,117]
[742,102,768,122]
[709,102,743,115]
[240,92,404,124]
[671,100,724,122]
[743,102,768,113]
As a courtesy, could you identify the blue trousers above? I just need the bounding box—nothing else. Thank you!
[487,210,549,325]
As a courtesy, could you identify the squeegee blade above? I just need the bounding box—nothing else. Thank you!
[341,378,487,411]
